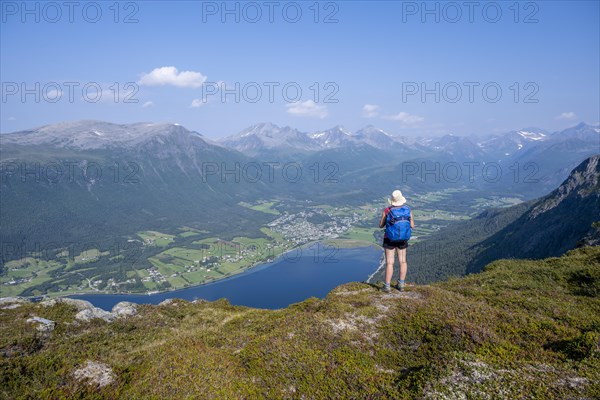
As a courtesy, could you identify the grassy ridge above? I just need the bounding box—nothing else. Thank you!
[1,246,599,399]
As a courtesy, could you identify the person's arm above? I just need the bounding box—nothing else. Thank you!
[379,210,387,228]
[410,210,415,229]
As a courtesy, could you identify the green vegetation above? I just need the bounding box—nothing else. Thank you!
[137,231,176,247]
[239,201,281,215]
[2,188,550,299]
[177,226,207,237]
[140,228,291,288]
[73,249,109,264]
[340,226,379,243]
[0,225,289,297]
[0,258,65,298]
[1,246,598,398]
[0,193,491,298]
[178,230,202,238]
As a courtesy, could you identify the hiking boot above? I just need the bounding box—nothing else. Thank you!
[396,281,406,292]
[381,284,391,293]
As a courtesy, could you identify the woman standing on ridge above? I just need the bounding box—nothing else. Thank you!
[379,189,415,293]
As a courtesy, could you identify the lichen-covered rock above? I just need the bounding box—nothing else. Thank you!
[2,303,23,310]
[0,296,29,304]
[112,301,137,318]
[75,307,116,322]
[0,297,30,309]
[41,298,95,311]
[26,316,56,332]
[72,361,115,387]
[159,298,176,306]
[159,298,204,306]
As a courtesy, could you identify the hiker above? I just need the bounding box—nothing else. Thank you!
[379,189,414,293]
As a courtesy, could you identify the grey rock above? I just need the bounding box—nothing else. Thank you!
[75,307,116,322]
[0,297,30,305]
[40,298,95,311]
[72,361,115,388]
[1,303,23,310]
[26,316,56,332]
[111,301,137,318]
[72,302,138,323]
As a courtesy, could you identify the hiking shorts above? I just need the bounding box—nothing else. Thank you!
[382,237,408,250]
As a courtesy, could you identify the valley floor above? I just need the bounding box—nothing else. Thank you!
[1,192,499,298]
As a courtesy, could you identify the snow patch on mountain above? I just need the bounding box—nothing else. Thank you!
[518,130,546,141]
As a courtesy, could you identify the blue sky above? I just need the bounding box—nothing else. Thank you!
[1,0,599,138]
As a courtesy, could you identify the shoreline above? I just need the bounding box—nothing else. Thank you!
[367,253,386,284]
[53,239,379,300]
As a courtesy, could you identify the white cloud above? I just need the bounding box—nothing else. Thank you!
[190,98,206,108]
[556,111,577,120]
[362,104,379,118]
[286,100,328,119]
[384,111,424,124]
[142,101,154,108]
[138,66,207,88]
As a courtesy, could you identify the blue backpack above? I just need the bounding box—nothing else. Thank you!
[385,205,411,242]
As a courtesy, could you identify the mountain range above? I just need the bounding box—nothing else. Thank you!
[0,121,268,252]
[3,120,597,175]
[219,121,598,160]
[221,121,599,196]
[1,120,598,264]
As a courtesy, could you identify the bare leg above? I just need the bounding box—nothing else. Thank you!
[384,247,395,285]
[397,248,407,281]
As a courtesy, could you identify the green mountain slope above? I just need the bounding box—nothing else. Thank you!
[465,154,600,273]
[372,155,600,284]
[1,246,599,399]
[0,122,276,249]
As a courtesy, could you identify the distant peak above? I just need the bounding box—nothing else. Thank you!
[356,126,393,137]
[326,125,350,135]
[252,122,279,129]
[1,120,207,150]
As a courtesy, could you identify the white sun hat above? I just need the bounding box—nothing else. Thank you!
[388,189,406,206]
